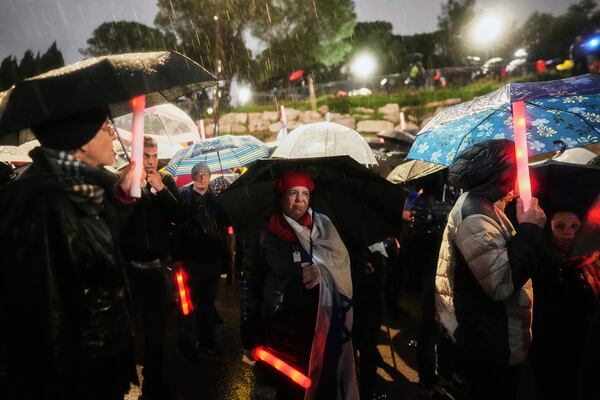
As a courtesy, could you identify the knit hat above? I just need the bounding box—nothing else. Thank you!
[31,107,108,151]
[191,161,211,178]
[275,170,315,195]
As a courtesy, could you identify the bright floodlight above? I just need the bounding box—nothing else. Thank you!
[471,14,503,46]
[238,87,252,105]
[350,53,377,79]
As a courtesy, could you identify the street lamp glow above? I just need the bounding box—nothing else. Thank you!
[350,52,377,79]
[471,14,503,46]
[238,87,252,105]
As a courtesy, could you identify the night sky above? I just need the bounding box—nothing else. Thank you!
[0,0,582,64]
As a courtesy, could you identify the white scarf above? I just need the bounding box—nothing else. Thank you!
[284,209,359,400]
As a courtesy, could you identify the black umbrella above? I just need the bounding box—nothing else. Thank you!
[531,161,600,216]
[219,156,408,247]
[0,51,216,135]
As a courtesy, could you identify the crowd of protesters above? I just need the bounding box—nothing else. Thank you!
[0,108,599,400]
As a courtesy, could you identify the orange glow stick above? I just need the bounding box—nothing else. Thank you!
[175,267,193,316]
[253,346,311,388]
[512,100,532,211]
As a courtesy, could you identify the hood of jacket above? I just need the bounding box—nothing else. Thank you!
[449,139,516,203]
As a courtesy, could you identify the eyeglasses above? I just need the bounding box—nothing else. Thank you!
[101,120,117,138]
[194,172,210,178]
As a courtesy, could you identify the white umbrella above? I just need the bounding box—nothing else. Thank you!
[272,122,378,166]
[114,104,200,147]
[113,103,200,160]
[0,140,39,163]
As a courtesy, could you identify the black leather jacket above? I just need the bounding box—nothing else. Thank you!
[176,186,228,262]
[121,171,179,263]
[0,155,135,398]
[240,227,318,372]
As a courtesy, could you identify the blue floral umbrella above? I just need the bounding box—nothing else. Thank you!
[408,74,600,166]
[166,135,268,178]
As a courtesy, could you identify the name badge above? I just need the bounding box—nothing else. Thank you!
[292,251,301,263]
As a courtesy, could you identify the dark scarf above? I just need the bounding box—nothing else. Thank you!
[32,147,116,206]
[268,210,312,243]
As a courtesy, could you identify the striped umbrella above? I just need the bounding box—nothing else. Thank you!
[166,135,268,183]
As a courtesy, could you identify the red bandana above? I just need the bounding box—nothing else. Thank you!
[268,211,312,243]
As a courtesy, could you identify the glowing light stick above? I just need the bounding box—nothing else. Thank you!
[175,267,193,316]
[512,100,531,211]
[253,346,311,388]
[129,95,145,198]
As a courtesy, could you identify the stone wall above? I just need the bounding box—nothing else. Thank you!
[218,98,461,140]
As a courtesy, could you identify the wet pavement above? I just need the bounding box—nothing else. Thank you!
[125,277,422,400]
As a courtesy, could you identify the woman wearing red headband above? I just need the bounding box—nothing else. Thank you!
[241,170,359,400]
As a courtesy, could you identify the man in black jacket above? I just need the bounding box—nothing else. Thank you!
[121,136,179,399]
[177,162,228,356]
[0,107,139,399]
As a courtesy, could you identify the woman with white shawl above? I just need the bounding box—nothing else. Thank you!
[240,170,359,400]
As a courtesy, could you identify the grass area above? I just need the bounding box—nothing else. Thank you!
[234,79,506,115]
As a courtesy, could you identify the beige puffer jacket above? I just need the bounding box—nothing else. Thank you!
[435,192,543,365]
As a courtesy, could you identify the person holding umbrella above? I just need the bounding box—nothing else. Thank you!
[240,170,358,400]
[120,135,179,399]
[0,107,142,399]
[434,139,547,400]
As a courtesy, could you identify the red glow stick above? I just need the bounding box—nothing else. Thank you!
[129,95,146,198]
[175,267,193,316]
[253,346,312,389]
[512,101,532,211]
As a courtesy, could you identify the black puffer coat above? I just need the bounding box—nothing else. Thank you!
[240,226,318,373]
[0,153,135,399]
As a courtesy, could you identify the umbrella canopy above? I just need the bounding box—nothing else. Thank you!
[0,51,216,135]
[289,69,304,81]
[0,145,31,163]
[530,161,600,216]
[114,103,200,160]
[114,103,199,142]
[219,156,407,247]
[387,159,446,184]
[166,134,269,178]
[408,74,600,166]
[209,174,239,194]
[272,122,378,166]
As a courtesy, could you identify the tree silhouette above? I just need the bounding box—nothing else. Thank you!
[80,21,177,57]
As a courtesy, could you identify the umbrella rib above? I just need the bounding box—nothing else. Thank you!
[158,115,176,145]
[524,100,600,135]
